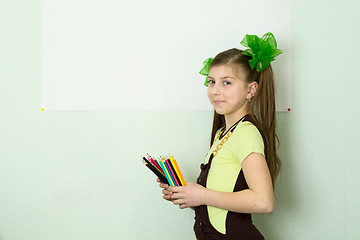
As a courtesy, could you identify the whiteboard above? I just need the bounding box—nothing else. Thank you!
[41,0,292,111]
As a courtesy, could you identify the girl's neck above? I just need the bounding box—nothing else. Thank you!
[224,111,249,132]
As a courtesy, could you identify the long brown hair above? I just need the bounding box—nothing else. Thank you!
[209,48,281,186]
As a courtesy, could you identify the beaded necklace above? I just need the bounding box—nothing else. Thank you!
[210,128,233,157]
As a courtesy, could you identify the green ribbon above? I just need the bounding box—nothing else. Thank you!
[199,57,213,87]
[240,32,283,72]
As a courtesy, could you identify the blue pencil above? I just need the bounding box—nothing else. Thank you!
[163,159,177,186]
[159,160,174,186]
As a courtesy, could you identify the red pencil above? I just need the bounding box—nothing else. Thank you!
[165,158,180,186]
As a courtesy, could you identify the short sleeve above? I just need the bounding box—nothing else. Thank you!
[232,122,265,164]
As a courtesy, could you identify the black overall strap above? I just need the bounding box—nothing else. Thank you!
[194,153,226,240]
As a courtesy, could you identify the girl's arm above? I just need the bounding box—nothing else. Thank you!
[168,153,274,214]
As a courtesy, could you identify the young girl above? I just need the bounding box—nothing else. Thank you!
[158,32,282,240]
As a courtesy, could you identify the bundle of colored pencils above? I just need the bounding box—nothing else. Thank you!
[141,154,186,186]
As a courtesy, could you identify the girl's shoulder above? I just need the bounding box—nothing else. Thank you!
[233,121,263,144]
[231,121,265,162]
[236,120,259,132]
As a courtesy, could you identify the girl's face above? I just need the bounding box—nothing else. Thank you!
[207,64,253,120]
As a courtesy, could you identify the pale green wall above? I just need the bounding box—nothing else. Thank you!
[1,0,359,239]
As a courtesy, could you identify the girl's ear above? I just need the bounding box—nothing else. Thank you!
[248,81,259,99]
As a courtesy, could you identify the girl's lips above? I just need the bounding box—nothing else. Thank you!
[213,100,224,105]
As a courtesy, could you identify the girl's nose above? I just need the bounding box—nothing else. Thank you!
[211,83,221,95]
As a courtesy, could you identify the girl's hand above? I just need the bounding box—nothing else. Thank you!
[168,182,206,209]
[157,178,174,202]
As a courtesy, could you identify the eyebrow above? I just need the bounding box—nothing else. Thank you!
[207,76,236,80]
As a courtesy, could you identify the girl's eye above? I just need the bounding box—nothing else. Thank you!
[208,79,215,85]
[224,81,231,85]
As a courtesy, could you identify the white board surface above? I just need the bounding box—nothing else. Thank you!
[41,0,292,111]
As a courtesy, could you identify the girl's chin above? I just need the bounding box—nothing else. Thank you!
[214,109,226,115]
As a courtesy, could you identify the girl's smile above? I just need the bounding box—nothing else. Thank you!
[213,100,225,105]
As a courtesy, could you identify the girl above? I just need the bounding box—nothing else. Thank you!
[158,32,282,240]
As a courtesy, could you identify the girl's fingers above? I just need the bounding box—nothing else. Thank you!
[166,186,183,194]
[179,204,188,209]
[173,199,188,209]
[162,189,173,195]
[170,192,182,199]
[159,182,170,189]
[163,194,171,200]
[163,194,176,202]
[172,198,181,205]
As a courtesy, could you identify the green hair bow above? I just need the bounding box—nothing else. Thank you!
[199,57,213,87]
[241,32,283,72]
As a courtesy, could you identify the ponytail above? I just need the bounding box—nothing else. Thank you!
[249,66,281,186]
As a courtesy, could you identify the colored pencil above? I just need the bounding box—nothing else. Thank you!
[141,153,186,186]
[169,154,186,186]
[146,155,164,174]
[142,160,169,184]
[166,158,181,186]
[163,157,178,186]
[163,159,178,186]
[144,161,168,183]
[168,155,184,186]
[154,159,162,173]
[142,156,165,177]
[159,160,174,186]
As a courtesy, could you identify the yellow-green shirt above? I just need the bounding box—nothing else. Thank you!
[205,121,264,234]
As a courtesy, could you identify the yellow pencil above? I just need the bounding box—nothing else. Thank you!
[169,154,186,186]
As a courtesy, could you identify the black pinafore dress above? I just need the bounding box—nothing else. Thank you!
[194,116,265,240]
